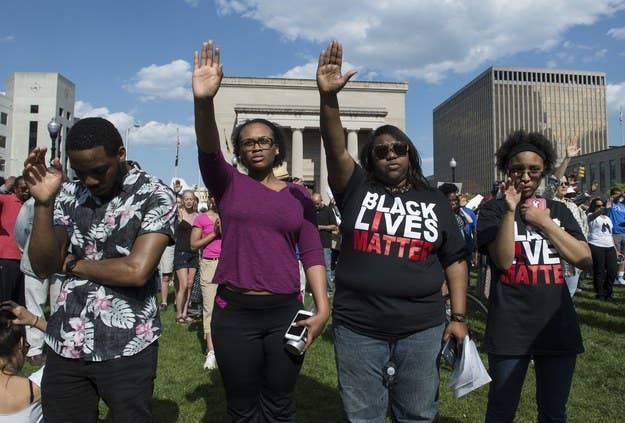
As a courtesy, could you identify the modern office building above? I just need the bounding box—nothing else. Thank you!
[433,66,608,193]
[565,145,625,194]
[4,72,75,177]
[215,77,408,202]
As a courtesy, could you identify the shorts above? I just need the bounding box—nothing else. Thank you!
[200,258,219,334]
[614,233,625,254]
[173,251,199,271]
[159,245,174,275]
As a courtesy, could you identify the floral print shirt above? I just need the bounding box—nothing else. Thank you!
[46,164,176,361]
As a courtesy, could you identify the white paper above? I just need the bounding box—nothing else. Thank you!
[448,335,491,398]
[465,194,484,211]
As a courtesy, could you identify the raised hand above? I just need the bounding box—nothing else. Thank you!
[316,40,357,95]
[502,177,522,212]
[192,40,223,100]
[22,147,63,206]
[565,138,580,158]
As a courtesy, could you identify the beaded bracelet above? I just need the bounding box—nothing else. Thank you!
[450,312,467,323]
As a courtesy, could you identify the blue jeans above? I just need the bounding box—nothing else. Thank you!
[486,354,577,423]
[333,323,444,422]
[323,248,334,294]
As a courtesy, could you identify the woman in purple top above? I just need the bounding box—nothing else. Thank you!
[192,40,330,422]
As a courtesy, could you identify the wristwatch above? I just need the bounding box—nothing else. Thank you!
[65,258,80,276]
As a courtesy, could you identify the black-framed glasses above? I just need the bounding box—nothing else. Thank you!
[240,136,274,151]
[372,142,409,160]
[507,167,543,178]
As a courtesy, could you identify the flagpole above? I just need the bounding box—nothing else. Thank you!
[174,127,180,179]
[620,106,624,146]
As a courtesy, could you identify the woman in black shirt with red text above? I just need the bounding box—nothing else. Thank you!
[317,40,468,422]
[477,131,591,422]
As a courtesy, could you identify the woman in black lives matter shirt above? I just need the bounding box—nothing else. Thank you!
[317,40,468,422]
[476,130,592,423]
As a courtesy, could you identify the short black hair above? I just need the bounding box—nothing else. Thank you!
[610,187,623,196]
[588,197,605,213]
[496,130,557,175]
[359,125,431,190]
[438,182,458,196]
[66,117,123,157]
[231,118,285,168]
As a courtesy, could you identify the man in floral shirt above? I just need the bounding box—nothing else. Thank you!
[23,117,176,422]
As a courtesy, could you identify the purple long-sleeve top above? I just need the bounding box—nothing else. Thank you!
[198,149,325,294]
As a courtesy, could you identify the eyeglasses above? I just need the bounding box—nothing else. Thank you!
[507,167,543,178]
[559,182,569,187]
[240,136,274,151]
[372,142,409,160]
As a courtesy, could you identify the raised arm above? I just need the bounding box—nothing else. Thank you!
[193,40,223,154]
[316,40,357,193]
[554,138,580,179]
[23,148,69,278]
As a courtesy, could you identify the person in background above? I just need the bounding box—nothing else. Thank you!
[0,176,30,305]
[174,190,199,324]
[158,243,175,312]
[190,196,221,369]
[0,302,45,423]
[606,187,625,285]
[477,130,591,423]
[587,198,618,301]
[312,193,338,296]
[552,176,589,297]
[193,39,329,421]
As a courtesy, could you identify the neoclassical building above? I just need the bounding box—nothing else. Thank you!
[214,77,408,202]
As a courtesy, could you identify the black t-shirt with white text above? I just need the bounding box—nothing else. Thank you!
[316,205,337,249]
[333,166,466,340]
[476,199,585,355]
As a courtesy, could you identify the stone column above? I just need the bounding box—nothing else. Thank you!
[291,128,303,179]
[320,138,329,203]
[347,130,359,161]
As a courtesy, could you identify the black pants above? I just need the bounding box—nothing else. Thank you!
[211,287,305,422]
[590,244,617,299]
[0,258,24,305]
[41,342,158,423]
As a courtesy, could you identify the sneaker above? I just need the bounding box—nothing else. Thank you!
[203,350,217,370]
[614,278,625,286]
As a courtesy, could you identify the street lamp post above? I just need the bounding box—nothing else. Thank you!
[47,118,62,164]
[449,157,457,183]
[124,124,141,158]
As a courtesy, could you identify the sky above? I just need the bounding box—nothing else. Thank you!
[1,0,625,187]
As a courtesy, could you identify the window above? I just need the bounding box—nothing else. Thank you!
[0,135,5,148]
[59,107,63,117]
[29,121,38,152]
[600,161,606,191]
[30,105,39,113]
[621,158,625,184]
[0,158,5,172]
[66,111,71,120]
[610,160,617,186]
[0,112,6,125]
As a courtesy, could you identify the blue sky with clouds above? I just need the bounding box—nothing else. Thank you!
[1,0,624,187]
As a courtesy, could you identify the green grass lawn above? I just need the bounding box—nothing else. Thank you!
[23,281,625,422]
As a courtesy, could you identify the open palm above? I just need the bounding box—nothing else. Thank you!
[192,40,223,99]
[316,40,357,95]
[22,148,63,205]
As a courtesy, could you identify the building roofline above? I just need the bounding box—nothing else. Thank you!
[222,76,408,93]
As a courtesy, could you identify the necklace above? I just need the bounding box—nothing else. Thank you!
[384,181,412,195]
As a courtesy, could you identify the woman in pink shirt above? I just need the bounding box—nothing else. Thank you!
[191,197,221,369]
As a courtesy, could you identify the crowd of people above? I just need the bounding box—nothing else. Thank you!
[0,38,623,422]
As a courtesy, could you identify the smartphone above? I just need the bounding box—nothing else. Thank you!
[440,337,458,368]
[526,197,547,209]
[284,310,313,341]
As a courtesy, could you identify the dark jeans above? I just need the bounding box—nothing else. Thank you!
[42,342,158,423]
[590,244,617,299]
[0,258,24,305]
[486,354,577,423]
[211,286,305,422]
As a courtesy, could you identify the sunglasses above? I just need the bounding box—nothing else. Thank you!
[559,182,569,187]
[372,142,409,160]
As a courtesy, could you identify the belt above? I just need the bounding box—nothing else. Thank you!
[203,257,219,261]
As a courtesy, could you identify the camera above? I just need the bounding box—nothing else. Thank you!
[284,309,313,355]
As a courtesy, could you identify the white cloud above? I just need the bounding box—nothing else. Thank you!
[607,82,625,116]
[124,59,192,101]
[216,0,625,82]
[184,0,200,6]
[0,35,14,43]
[275,60,362,79]
[546,60,558,68]
[607,26,625,38]
[73,100,194,147]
